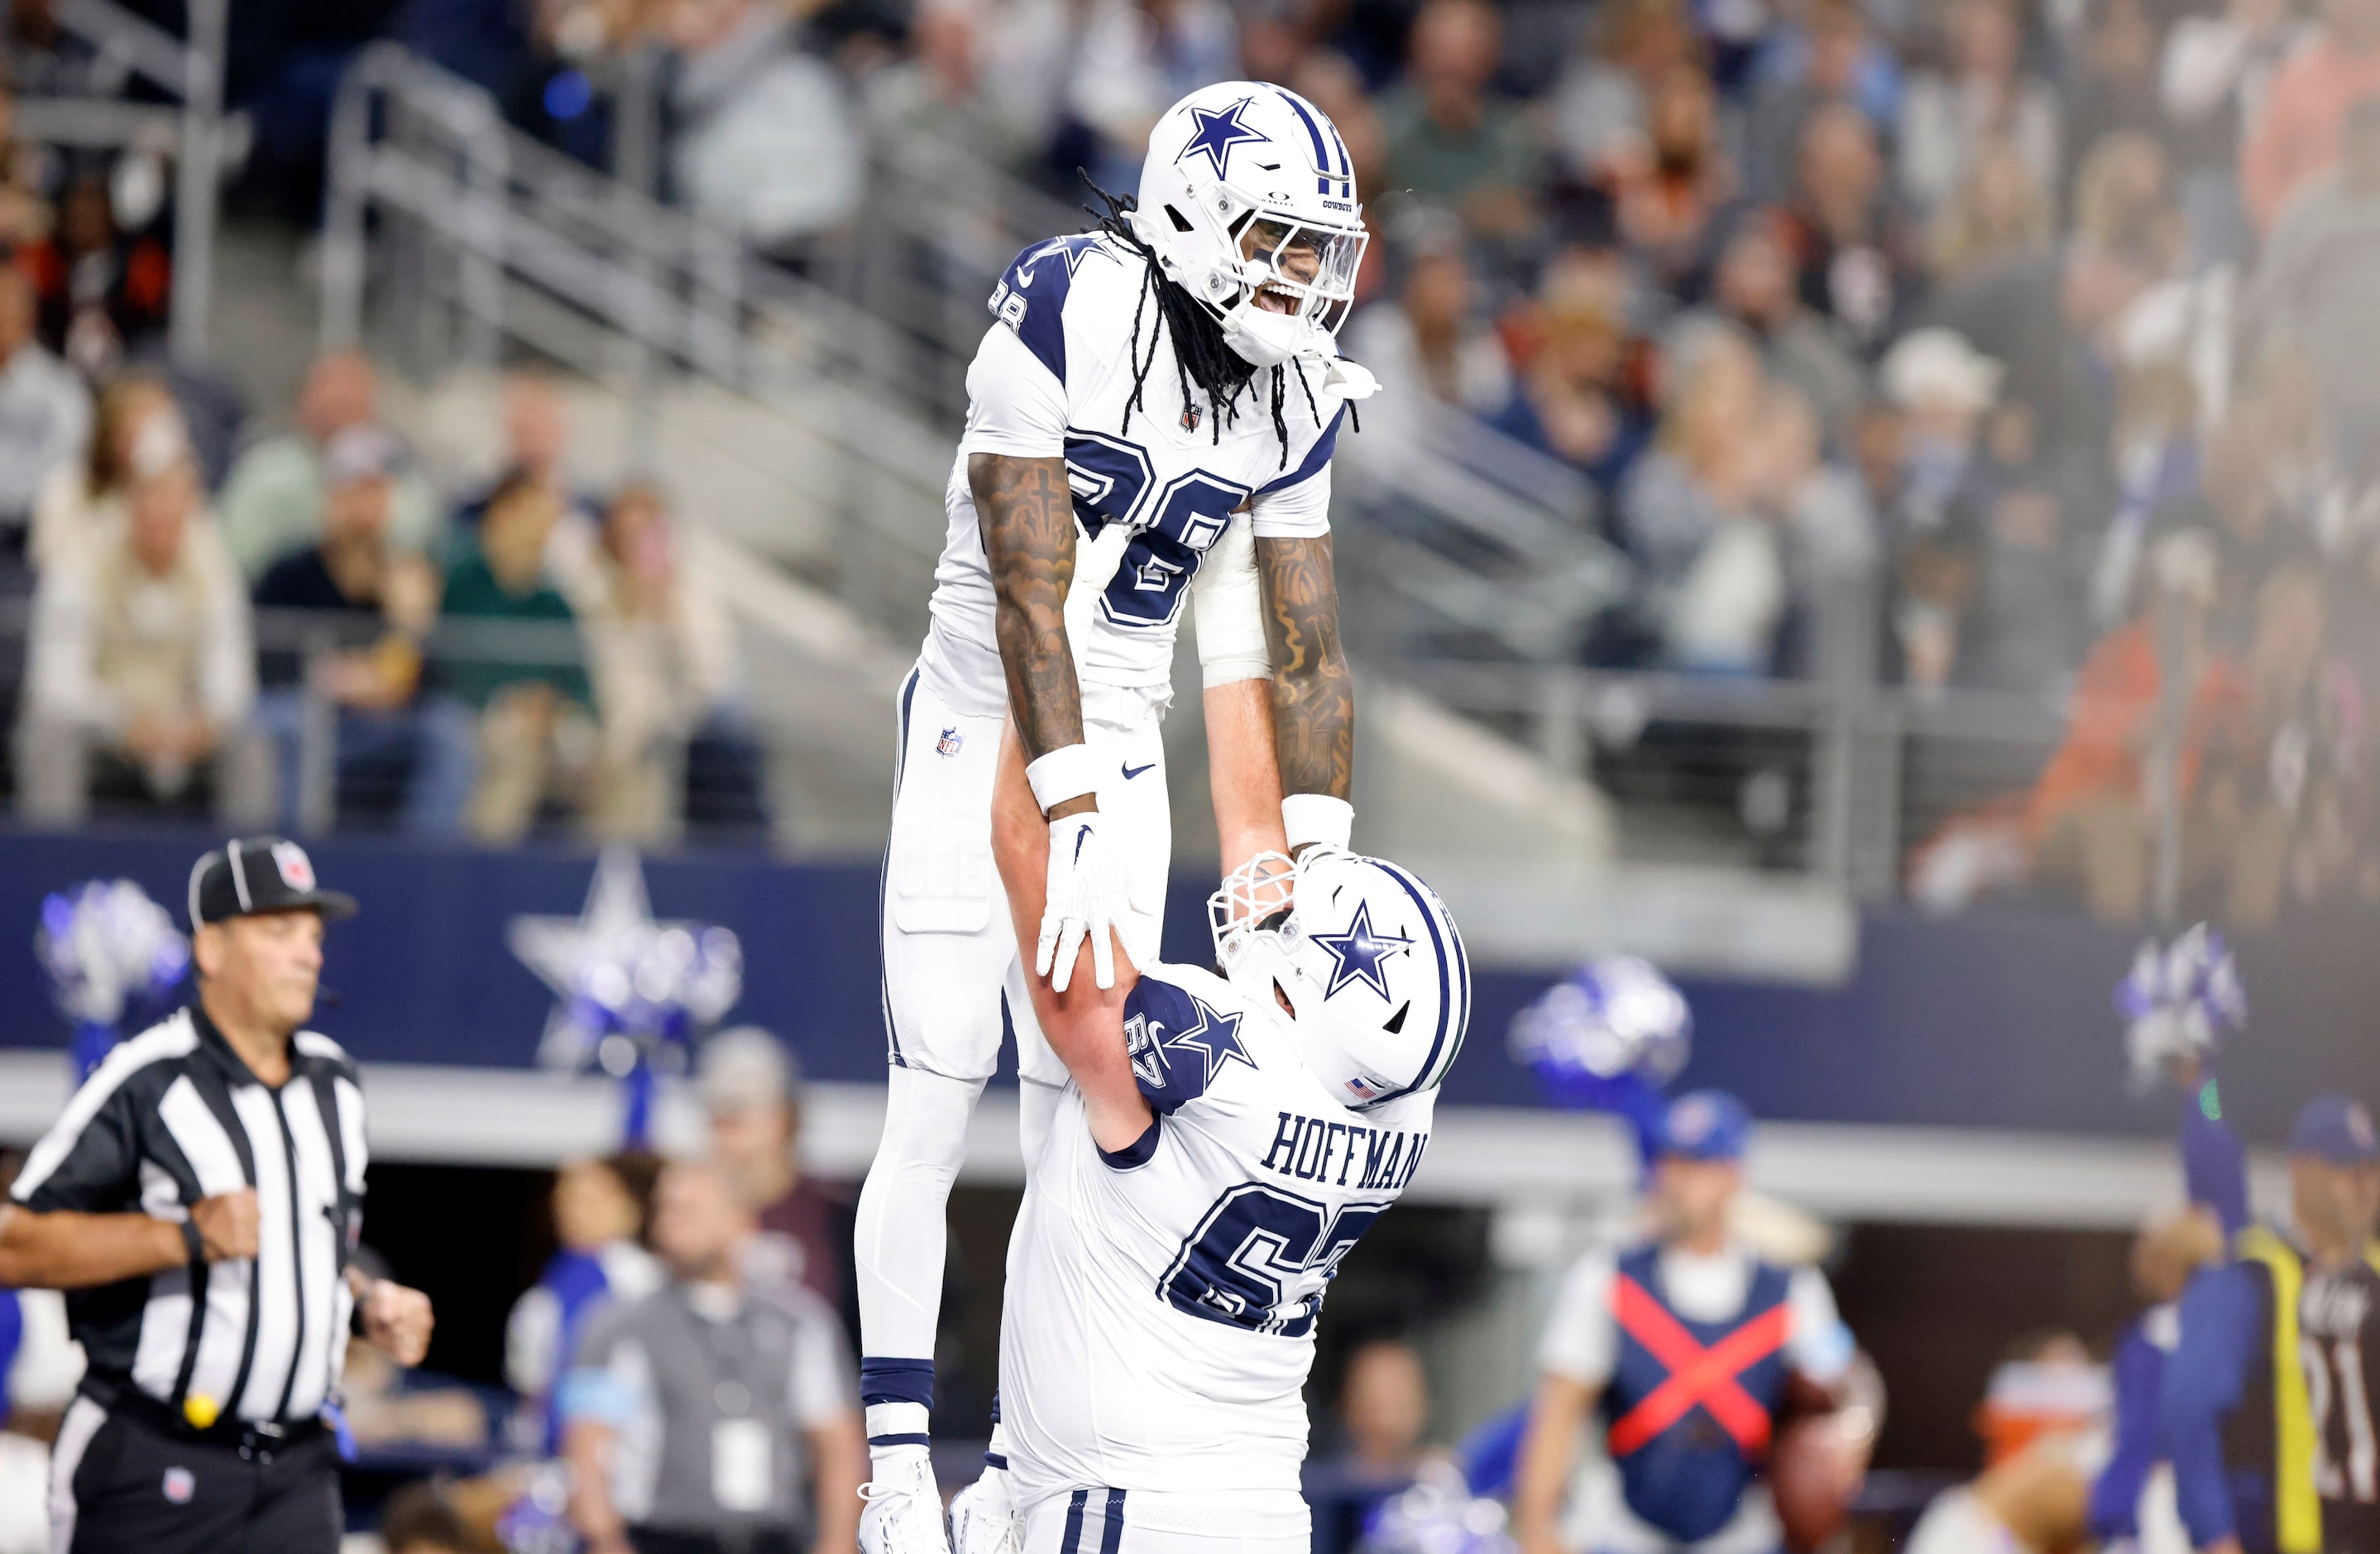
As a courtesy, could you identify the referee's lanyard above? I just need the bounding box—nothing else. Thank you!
[694,1292,773,1514]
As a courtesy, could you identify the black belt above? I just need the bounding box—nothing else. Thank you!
[84,1377,329,1456]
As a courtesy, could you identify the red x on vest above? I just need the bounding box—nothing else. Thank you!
[1606,1274,1793,1458]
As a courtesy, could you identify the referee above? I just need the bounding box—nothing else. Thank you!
[0,836,433,1552]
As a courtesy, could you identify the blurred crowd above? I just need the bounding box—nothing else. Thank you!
[0,320,764,842]
[363,0,2380,916]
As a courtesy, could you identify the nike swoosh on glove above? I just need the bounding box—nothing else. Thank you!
[1039,811,1128,992]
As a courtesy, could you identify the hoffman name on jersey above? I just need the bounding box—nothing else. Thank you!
[1257,1111,1428,1192]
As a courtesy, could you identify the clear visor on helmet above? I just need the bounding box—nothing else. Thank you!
[1233,216,1367,336]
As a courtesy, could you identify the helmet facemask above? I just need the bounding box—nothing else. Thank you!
[1137,154,1368,370]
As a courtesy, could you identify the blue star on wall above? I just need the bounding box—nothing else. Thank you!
[1157,997,1257,1088]
[1176,96,1270,181]
[1309,902,1413,1000]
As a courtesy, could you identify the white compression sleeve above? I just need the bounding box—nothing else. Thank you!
[854,1065,987,1367]
[1191,514,1272,688]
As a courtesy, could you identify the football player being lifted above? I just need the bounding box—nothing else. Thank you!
[853,81,1380,1554]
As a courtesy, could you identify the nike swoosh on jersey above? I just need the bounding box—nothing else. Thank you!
[1122,762,1156,779]
[1013,266,1036,287]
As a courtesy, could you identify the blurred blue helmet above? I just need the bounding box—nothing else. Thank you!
[1509,956,1692,1088]
[1659,1090,1752,1163]
[2290,1096,2380,1166]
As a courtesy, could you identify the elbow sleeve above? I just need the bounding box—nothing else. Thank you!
[1193,516,1271,688]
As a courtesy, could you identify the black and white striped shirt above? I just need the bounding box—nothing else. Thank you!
[9,1004,368,1427]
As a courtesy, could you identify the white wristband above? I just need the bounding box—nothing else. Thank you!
[1026,743,1102,812]
[1282,794,1354,852]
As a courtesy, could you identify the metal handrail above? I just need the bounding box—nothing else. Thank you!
[18,0,230,357]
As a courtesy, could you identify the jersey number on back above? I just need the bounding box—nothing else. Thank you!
[2306,1331,2380,1504]
[1065,431,1250,631]
[1158,1183,1387,1338]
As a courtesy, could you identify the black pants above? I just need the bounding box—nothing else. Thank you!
[55,1396,340,1554]
[629,1524,805,1554]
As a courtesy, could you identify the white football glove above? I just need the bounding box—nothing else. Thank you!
[949,1464,1022,1554]
[1039,811,1127,992]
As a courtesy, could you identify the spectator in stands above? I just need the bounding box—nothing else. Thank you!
[251,425,468,833]
[1898,0,2062,222]
[1344,220,1514,432]
[0,89,53,250]
[438,471,594,845]
[453,372,606,600]
[1680,213,1868,449]
[22,170,169,378]
[2059,0,2169,205]
[1875,329,2003,689]
[507,1153,664,1459]
[216,347,441,578]
[1956,398,2095,694]
[2240,0,2380,233]
[1604,62,1741,296]
[2023,529,2246,921]
[1490,257,1647,496]
[1381,0,1544,245]
[1927,137,2054,284]
[1621,329,1791,673]
[1743,0,1901,203]
[0,263,89,574]
[581,482,758,842]
[2253,96,2380,448]
[15,438,269,827]
[1549,0,1702,183]
[28,369,180,570]
[1069,0,1240,194]
[663,0,864,256]
[701,1027,852,1315]
[1305,1339,1434,1554]
[2151,407,2311,654]
[1776,102,1924,353]
[2217,564,2345,923]
[1934,135,2176,486]
[2162,0,2309,263]
[564,1161,864,1554]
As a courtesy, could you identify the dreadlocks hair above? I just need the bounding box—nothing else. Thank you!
[1080,174,1320,469]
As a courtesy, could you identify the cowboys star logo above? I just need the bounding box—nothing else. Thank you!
[1308,902,1413,1000]
[1176,96,1270,181]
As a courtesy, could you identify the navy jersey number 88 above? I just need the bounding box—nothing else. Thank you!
[1159,1182,1387,1338]
[1064,429,1251,631]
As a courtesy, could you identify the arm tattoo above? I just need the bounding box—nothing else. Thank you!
[1257,533,1354,801]
[971,453,1086,768]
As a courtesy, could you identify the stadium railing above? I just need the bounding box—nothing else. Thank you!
[15,0,237,358]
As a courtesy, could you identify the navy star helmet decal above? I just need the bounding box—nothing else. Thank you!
[1176,96,1271,181]
[1125,977,1258,1113]
[1308,901,1414,1000]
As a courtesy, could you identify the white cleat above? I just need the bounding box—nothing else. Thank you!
[860,1451,954,1554]
[950,1462,1022,1554]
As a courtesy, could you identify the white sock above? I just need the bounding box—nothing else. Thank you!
[868,1402,932,1480]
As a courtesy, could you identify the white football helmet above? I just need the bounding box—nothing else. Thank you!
[1209,849,1470,1110]
[1129,81,1369,368]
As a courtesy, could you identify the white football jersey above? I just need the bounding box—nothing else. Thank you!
[1000,962,1433,1508]
[920,232,1345,718]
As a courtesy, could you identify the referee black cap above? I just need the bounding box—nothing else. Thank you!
[187,836,359,928]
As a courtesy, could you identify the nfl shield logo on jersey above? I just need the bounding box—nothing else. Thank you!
[936,727,965,759]
[162,1466,196,1504]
